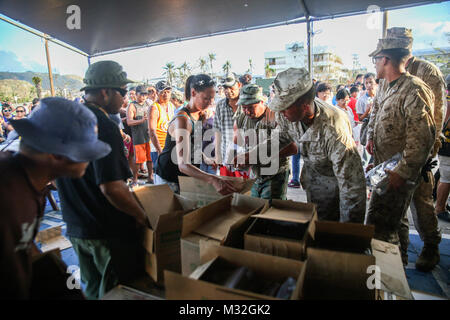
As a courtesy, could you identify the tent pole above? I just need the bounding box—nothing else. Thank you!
[307,18,313,78]
[44,35,55,96]
[382,11,389,38]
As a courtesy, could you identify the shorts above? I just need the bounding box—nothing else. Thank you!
[438,155,450,183]
[124,139,134,159]
[134,143,151,164]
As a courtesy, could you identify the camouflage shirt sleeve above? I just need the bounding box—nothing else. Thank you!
[393,90,436,181]
[326,132,366,223]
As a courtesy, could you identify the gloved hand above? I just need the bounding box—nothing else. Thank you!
[421,158,438,183]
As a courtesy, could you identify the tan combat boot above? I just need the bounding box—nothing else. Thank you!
[415,244,440,272]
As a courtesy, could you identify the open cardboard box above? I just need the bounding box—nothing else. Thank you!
[133,184,197,284]
[244,200,317,260]
[179,176,255,207]
[180,193,268,276]
[308,220,413,300]
[165,245,305,300]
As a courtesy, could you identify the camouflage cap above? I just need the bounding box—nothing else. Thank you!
[369,27,413,57]
[268,68,313,112]
[80,60,133,91]
[221,72,238,87]
[387,27,413,39]
[171,89,184,102]
[237,84,264,106]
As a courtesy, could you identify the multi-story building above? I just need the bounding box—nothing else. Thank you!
[264,42,349,83]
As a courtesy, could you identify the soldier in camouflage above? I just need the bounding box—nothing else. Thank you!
[268,68,366,223]
[367,27,445,271]
[366,34,436,266]
[232,84,297,199]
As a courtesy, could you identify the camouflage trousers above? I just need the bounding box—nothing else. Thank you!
[399,171,441,254]
[251,169,290,200]
[366,179,417,256]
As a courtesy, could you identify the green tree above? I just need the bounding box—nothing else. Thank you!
[247,58,254,74]
[198,57,208,73]
[265,64,275,78]
[163,62,176,85]
[208,53,216,76]
[222,60,232,75]
[31,76,42,99]
[178,62,192,87]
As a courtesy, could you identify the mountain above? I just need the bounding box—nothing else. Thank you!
[0,71,83,91]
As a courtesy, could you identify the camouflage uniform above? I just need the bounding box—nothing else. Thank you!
[367,28,445,254]
[366,73,436,251]
[277,98,366,222]
[233,85,291,200]
[398,56,446,250]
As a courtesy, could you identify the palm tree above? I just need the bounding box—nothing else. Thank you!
[222,60,232,75]
[163,62,176,85]
[198,57,208,73]
[265,64,275,78]
[208,53,216,76]
[178,62,192,86]
[248,58,254,74]
[32,76,42,99]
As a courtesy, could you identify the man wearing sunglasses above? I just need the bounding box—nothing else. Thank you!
[365,33,436,267]
[2,104,14,137]
[56,61,148,300]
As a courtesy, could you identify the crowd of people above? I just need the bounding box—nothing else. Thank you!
[1,26,449,299]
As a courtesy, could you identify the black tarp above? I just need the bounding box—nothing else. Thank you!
[0,0,445,56]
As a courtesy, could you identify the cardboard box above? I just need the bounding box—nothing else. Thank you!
[180,193,268,276]
[35,226,72,253]
[165,245,305,300]
[244,200,317,260]
[179,176,255,207]
[133,184,197,284]
[300,247,376,300]
[309,220,413,300]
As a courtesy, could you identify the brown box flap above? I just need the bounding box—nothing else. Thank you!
[35,226,72,253]
[133,184,187,229]
[371,239,413,300]
[252,201,315,223]
[179,176,255,206]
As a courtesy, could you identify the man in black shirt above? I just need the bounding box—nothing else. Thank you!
[56,61,148,300]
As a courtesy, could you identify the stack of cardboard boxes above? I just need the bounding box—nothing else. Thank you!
[127,176,412,300]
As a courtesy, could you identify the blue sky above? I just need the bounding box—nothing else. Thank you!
[0,2,448,80]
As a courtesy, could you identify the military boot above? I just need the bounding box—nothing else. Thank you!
[415,244,440,272]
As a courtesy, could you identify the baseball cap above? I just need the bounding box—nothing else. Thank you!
[155,80,172,92]
[221,73,238,87]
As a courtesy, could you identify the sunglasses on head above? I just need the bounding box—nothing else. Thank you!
[110,88,128,97]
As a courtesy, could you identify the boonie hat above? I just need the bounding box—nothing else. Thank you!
[80,60,133,91]
[237,84,265,106]
[10,97,111,162]
[268,68,313,112]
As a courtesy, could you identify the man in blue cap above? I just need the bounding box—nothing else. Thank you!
[0,97,111,299]
[56,60,148,300]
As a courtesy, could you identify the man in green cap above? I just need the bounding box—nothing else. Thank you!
[365,34,436,267]
[268,68,366,222]
[56,60,148,299]
[232,84,297,199]
[367,27,445,272]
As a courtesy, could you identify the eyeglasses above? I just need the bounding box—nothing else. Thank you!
[110,88,128,97]
[16,110,25,113]
[372,56,389,64]
[2,108,12,112]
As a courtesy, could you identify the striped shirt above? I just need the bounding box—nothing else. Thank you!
[213,98,236,164]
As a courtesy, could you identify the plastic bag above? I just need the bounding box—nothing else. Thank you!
[365,153,401,195]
